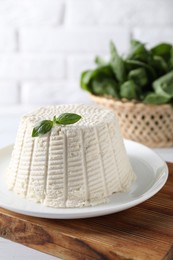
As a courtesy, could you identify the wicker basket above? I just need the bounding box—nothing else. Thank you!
[91,94,173,147]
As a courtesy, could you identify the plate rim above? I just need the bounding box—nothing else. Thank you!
[0,140,168,219]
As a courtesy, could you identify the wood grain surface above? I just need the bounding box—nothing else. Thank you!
[0,163,173,260]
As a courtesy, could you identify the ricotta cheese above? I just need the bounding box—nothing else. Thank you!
[7,104,136,208]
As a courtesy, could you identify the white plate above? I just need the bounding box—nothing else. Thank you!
[0,140,168,219]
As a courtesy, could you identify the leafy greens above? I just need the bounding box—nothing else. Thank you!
[80,40,173,105]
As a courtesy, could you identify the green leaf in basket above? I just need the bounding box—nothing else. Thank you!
[80,65,115,96]
[143,93,171,104]
[95,56,107,66]
[128,67,148,87]
[80,70,93,91]
[126,39,149,63]
[151,43,172,61]
[110,41,126,83]
[80,39,173,105]
[153,71,173,97]
[170,46,173,68]
[125,59,157,80]
[120,80,137,100]
[92,78,119,98]
[152,55,168,74]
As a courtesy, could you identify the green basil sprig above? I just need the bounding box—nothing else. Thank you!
[32,113,81,137]
[32,120,53,137]
[54,113,81,125]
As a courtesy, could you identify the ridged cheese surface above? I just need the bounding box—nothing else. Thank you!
[7,104,136,208]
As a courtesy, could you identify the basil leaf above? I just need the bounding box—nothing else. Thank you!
[128,68,148,87]
[125,59,157,79]
[80,66,114,93]
[80,70,93,91]
[90,65,114,78]
[151,55,168,75]
[151,43,172,61]
[143,93,171,104]
[55,113,81,125]
[32,120,53,137]
[153,71,173,97]
[95,56,107,66]
[170,47,173,68]
[110,41,126,83]
[120,80,137,100]
[92,78,119,98]
[127,40,149,62]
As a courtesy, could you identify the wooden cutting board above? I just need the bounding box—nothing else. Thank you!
[0,162,173,260]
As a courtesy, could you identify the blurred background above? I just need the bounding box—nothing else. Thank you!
[0,1,173,259]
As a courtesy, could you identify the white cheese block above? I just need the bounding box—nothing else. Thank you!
[7,104,136,208]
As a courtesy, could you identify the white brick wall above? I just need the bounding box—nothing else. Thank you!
[0,0,64,26]
[0,81,19,105]
[0,29,17,51]
[0,54,65,79]
[21,80,92,105]
[20,27,129,53]
[66,0,173,27]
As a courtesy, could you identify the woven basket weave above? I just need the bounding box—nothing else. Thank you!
[91,94,173,147]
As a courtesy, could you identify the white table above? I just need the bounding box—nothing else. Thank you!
[0,108,172,260]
